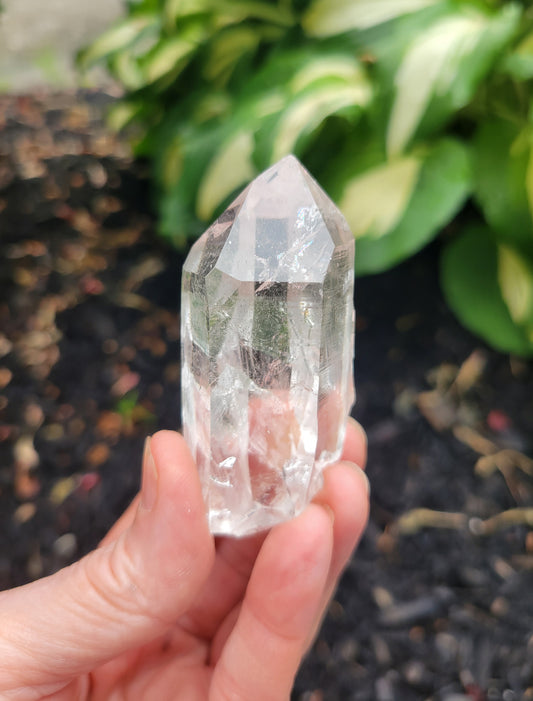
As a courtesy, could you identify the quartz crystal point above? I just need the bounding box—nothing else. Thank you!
[181,155,355,537]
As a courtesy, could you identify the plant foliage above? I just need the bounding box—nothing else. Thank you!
[81,0,533,356]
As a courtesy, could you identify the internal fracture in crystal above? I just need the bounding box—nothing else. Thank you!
[181,155,355,537]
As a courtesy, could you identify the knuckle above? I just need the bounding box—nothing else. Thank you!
[78,538,156,624]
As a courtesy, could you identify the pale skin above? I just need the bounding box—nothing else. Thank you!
[0,418,369,701]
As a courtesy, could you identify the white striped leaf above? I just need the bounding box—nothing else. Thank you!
[387,5,520,156]
[498,245,533,327]
[196,131,256,220]
[303,0,439,37]
[339,157,421,240]
[80,15,159,66]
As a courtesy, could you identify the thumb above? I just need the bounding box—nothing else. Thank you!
[0,431,214,693]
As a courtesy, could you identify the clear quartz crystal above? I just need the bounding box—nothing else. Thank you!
[181,155,355,537]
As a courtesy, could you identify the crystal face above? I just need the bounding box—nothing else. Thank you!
[181,155,355,537]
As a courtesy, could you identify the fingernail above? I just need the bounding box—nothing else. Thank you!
[141,436,158,511]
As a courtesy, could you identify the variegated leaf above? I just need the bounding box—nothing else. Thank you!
[303,0,439,37]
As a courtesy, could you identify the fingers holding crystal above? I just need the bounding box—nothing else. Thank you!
[209,504,334,701]
[0,431,215,693]
[342,416,368,469]
[306,460,370,649]
[314,461,370,586]
[178,531,267,640]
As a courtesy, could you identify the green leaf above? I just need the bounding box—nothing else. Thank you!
[303,0,441,37]
[106,101,145,131]
[332,138,471,274]
[165,0,294,26]
[271,64,372,162]
[387,4,521,156]
[109,50,145,90]
[160,133,184,189]
[203,26,259,84]
[215,0,295,27]
[472,118,533,250]
[441,227,533,356]
[192,93,233,124]
[500,29,533,80]
[289,55,370,94]
[142,35,199,84]
[78,15,159,67]
[164,0,211,24]
[251,51,371,166]
[196,131,256,220]
[498,245,533,328]
[153,115,237,245]
[154,51,370,241]
[128,0,161,12]
[338,156,422,240]
[525,144,533,225]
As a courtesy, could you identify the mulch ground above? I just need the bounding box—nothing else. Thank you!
[1,91,532,701]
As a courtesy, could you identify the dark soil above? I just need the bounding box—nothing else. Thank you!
[1,92,533,701]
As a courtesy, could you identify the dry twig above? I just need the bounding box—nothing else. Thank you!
[470,508,533,536]
[391,508,468,536]
[389,506,533,539]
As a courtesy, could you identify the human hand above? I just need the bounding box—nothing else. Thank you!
[0,419,369,701]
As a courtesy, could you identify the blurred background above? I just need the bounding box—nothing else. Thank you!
[0,0,123,90]
[1,1,533,699]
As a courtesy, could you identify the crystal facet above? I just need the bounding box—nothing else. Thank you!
[181,155,355,537]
